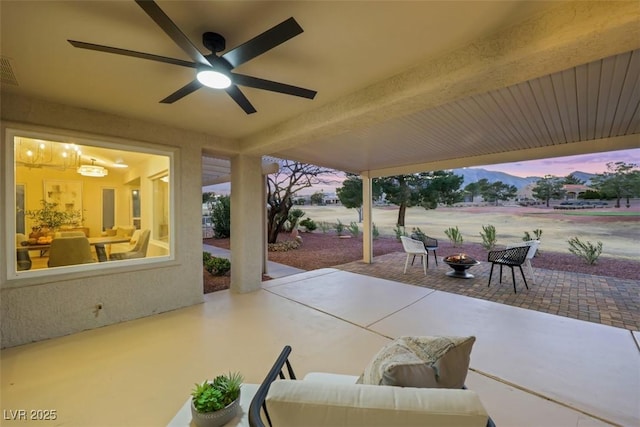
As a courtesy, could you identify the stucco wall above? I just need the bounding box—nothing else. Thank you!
[0,93,235,348]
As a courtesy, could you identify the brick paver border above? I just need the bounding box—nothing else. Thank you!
[336,252,640,331]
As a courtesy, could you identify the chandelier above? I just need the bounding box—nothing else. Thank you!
[15,139,82,170]
[15,138,110,177]
[77,159,108,177]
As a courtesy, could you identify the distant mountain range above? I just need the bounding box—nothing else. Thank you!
[451,168,596,190]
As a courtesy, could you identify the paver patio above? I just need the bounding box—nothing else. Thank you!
[336,252,640,331]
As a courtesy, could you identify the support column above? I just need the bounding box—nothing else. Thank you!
[263,175,269,275]
[362,172,373,264]
[230,154,263,293]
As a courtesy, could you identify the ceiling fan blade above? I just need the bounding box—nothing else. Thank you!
[135,0,210,66]
[232,73,316,99]
[160,80,202,104]
[221,17,303,68]
[68,40,196,68]
[225,85,257,114]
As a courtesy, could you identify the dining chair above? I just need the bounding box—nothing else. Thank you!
[109,229,150,260]
[48,236,96,267]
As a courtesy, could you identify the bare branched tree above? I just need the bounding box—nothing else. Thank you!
[267,160,335,243]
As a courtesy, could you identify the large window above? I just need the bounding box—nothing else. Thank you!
[5,128,174,282]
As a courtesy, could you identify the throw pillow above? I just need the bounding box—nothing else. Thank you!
[359,335,475,389]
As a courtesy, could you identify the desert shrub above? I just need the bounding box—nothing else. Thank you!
[299,217,317,232]
[444,226,464,247]
[411,227,427,239]
[523,229,543,241]
[318,221,331,233]
[211,195,231,238]
[567,237,603,265]
[393,225,407,241]
[372,223,380,240]
[335,219,345,236]
[480,224,497,250]
[348,221,359,237]
[286,208,306,232]
[205,256,231,276]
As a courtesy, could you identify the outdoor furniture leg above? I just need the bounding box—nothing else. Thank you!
[422,254,427,275]
[511,267,517,293]
[404,254,410,274]
[499,265,503,283]
[525,259,534,283]
[433,250,438,266]
[519,265,529,290]
[411,254,416,266]
[488,263,495,286]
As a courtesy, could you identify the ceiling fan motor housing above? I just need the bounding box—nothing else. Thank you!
[203,32,225,53]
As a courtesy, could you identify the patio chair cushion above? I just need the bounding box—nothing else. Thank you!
[359,336,475,389]
[266,380,489,427]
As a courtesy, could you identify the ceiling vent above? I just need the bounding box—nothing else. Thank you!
[1,56,19,86]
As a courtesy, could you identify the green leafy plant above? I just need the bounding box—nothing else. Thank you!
[335,219,345,236]
[348,221,360,237]
[23,199,81,229]
[191,371,243,413]
[480,224,497,250]
[567,237,603,265]
[286,208,306,232]
[393,225,407,241]
[211,195,231,238]
[299,217,317,232]
[204,257,231,276]
[203,251,212,264]
[372,223,380,240]
[444,226,464,247]
[523,229,543,241]
[411,227,426,239]
[318,221,331,234]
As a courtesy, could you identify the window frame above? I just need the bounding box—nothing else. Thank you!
[3,126,177,287]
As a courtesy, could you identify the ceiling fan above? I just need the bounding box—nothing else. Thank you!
[68,0,317,114]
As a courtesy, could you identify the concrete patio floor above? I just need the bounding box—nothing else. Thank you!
[1,268,638,426]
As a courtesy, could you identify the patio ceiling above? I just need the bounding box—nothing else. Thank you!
[1,1,639,180]
[270,50,640,176]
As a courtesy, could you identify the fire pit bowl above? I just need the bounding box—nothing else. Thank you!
[443,254,480,279]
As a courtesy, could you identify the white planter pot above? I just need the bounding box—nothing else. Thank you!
[190,394,240,427]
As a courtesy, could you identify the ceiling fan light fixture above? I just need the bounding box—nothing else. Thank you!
[196,68,231,89]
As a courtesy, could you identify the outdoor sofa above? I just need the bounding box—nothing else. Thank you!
[248,343,495,427]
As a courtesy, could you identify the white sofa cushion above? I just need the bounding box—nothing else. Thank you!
[303,372,360,384]
[266,380,488,427]
[360,336,476,389]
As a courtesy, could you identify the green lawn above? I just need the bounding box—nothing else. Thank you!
[561,211,640,217]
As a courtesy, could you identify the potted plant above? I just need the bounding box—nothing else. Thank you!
[23,200,81,234]
[190,371,243,427]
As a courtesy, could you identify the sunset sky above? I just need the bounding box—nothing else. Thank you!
[471,148,640,178]
[204,147,640,195]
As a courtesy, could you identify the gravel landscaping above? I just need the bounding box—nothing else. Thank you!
[203,231,639,293]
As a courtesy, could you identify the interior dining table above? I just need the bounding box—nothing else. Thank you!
[18,235,131,251]
[17,235,131,265]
